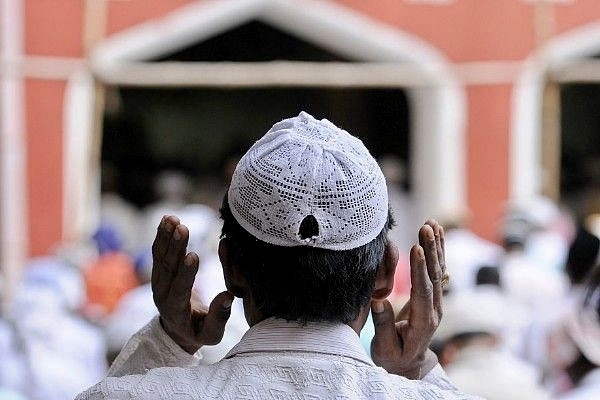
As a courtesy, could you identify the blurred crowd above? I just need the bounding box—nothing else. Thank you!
[365,171,600,400]
[1,167,599,400]
[424,196,600,400]
[0,170,249,400]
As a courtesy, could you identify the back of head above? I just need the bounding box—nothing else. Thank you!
[476,265,501,287]
[221,111,391,324]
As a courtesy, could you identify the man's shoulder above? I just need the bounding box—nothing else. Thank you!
[76,365,213,400]
[78,357,476,400]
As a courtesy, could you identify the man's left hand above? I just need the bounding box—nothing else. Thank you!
[152,215,234,354]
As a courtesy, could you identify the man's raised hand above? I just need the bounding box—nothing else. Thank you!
[151,215,234,354]
[370,219,446,379]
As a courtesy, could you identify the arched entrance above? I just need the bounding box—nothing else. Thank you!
[64,0,466,247]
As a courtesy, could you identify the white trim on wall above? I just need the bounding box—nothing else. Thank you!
[76,0,466,238]
[0,0,26,309]
[63,71,98,243]
[511,21,600,203]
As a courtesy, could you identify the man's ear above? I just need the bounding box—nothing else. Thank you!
[372,241,398,300]
[218,238,247,298]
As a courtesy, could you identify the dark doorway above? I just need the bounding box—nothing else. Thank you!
[103,86,410,208]
[560,77,600,221]
[153,20,352,62]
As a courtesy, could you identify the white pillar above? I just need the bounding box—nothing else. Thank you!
[0,0,27,311]
[63,71,100,244]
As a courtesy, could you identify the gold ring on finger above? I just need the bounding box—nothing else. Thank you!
[441,272,450,288]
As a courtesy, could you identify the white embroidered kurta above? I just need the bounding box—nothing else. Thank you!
[77,317,479,399]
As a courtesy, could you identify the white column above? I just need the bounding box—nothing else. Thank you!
[0,0,27,311]
[63,71,99,244]
[411,82,466,224]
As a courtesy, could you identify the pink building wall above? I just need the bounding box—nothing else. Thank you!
[20,0,600,255]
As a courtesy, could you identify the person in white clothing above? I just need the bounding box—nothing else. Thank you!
[440,209,503,293]
[552,265,600,399]
[77,111,475,399]
[435,287,550,400]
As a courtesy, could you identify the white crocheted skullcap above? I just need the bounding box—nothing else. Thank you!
[227,111,388,250]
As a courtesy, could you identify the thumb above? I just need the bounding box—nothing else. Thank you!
[198,291,234,345]
[370,299,400,360]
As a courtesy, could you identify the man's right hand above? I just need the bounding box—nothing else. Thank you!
[151,215,234,354]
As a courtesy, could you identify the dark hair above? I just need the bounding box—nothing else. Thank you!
[446,332,494,348]
[475,265,501,287]
[220,193,394,324]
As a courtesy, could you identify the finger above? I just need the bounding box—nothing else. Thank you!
[438,225,446,273]
[420,223,442,299]
[408,244,433,331]
[152,216,181,305]
[167,252,200,314]
[423,220,444,316]
[152,267,172,310]
[426,219,445,271]
[420,223,441,282]
[370,299,400,361]
[435,222,446,314]
[198,291,234,345]
[152,215,179,261]
[163,223,190,274]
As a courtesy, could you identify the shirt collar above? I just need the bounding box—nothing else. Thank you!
[224,317,374,366]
